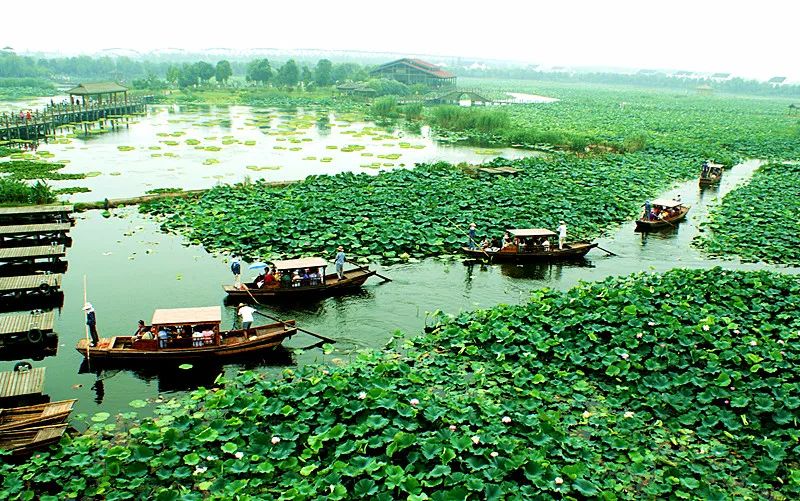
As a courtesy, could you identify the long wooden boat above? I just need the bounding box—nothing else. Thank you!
[636,199,690,230]
[461,228,597,263]
[224,257,375,301]
[0,423,68,456]
[0,399,76,431]
[699,162,723,186]
[75,306,296,363]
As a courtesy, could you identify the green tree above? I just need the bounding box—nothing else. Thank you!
[301,65,313,85]
[246,59,273,85]
[372,96,397,118]
[314,59,333,86]
[194,61,215,84]
[215,60,232,84]
[276,60,300,87]
[165,65,180,85]
[177,63,198,88]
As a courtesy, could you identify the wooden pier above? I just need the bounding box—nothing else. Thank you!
[0,274,62,299]
[0,367,46,400]
[0,245,67,276]
[0,223,72,248]
[0,99,147,141]
[0,205,74,225]
[0,310,55,343]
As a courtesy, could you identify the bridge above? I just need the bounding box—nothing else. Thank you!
[0,98,149,142]
[399,88,496,105]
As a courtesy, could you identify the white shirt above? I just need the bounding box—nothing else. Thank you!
[238,306,256,323]
[558,224,567,238]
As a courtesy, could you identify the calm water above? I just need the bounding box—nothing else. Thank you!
[9,104,533,202]
[1,152,797,419]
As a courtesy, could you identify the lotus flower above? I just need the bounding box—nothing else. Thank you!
[749,340,757,346]
[582,411,592,419]
[620,353,629,360]
[358,391,366,400]
[502,416,511,424]
[271,436,281,444]
[702,325,710,331]
[555,477,564,485]
[624,411,634,418]
[648,321,655,326]
[409,398,419,406]
[234,451,244,459]
[449,425,457,431]
[471,435,480,445]
[193,466,208,476]
[490,451,499,457]
[636,333,643,339]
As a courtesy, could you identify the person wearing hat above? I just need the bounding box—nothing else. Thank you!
[557,221,567,250]
[467,223,477,250]
[237,303,256,331]
[334,246,346,280]
[83,303,99,346]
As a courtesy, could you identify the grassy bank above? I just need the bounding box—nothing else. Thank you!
[1,268,798,499]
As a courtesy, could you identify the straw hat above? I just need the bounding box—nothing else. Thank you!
[337,246,344,251]
[82,302,93,311]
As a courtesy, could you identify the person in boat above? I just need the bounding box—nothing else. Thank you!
[133,320,147,339]
[468,223,477,250]
[230,257,241,287]
[158,328,170,348]
[262,271,277,288]
[643,200,652,221]
[558,221,567,250]
[83,302,99,347]
[192,329,204,347]
[335,246,346,280]
[309,269,320,286]
[479,237,490,249]
[280,270,292,288]
[301,269,311,286]
[542,238,551,251]
[502,232,513,249]
[291,270,302,287]
[238,303,256,330]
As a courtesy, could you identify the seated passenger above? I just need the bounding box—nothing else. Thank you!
[292,270,301,287]
[280,271,292,288]
[542,238,551,251]
[262,272,276,288]
[301,269,310,286]
[309,270,320,286]
[192,330,204,347]
[133,320,147,340]
[480,238,490,249]
[502,233,513,249]
[158,328,169,348]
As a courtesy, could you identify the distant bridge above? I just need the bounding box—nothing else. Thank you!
[399,88,496,105]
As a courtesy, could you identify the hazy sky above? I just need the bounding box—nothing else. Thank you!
[4,0,798,79]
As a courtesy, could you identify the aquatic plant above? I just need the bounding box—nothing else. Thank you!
[0,160,85,181]
[696,162,800,264]
[1,269,798,499]
[0,178,56,204]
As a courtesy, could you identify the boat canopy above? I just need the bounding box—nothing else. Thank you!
[707,162,724,168]
[152,306,222,326]
[508,228,557,238]
[648,199,683,208]
[271,257,328,270]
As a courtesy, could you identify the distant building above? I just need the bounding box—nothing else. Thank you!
[371,58,456,88]
[768,76,787,87]
[710,72,732,82]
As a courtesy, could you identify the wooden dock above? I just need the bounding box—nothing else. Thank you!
[0,205,74,225]
[0,274,62,298]
[0,223,72,248]
[0,245,66,263]
[0,367,45,399]
[0,310,55,337]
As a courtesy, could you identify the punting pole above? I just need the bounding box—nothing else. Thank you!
[83,275,90,363]
[242,287,336,344]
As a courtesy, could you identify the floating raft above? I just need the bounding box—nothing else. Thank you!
[0,223,72,247]
[0,205,74,225]
[0,274,62,298]
[0,245,66,263]
[0,367,46,400]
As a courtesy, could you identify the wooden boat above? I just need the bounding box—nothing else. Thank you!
[636,199,690,230]
[75,306,296,363]
[224,257,375,301]
[699,162,724,186]
[461,229,597,262]
[0,399,76,431]
[0,423,68,456]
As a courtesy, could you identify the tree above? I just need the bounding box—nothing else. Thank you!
[194,61,215,84]
[215,60,232,84]
[372,97,397,119]
[314,59,333,86]
[165,65,180,85]
[276,60,300,87]
[177,63,198,88]
[246,59,273,85]
[332,63,366,83]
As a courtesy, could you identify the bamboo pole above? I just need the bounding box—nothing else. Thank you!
[83,275,90,363]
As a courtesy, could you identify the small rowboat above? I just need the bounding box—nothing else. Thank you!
[461,228,597,263]
[224,257,375,302]
[75,306,296,363]
[0,423,68,456]
[0,399,76,431]
[699,162,724,186]
[636,199,690,230]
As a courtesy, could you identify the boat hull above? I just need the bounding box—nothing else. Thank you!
[224,269,375,302]
[699,176,721,186]
[635,206,690,230]
[461,242,597,263]
[75,323,295,363]
[0,399,76,432]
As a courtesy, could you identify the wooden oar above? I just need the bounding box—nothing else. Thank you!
[346,260,392,282]
[242,287,336,343]
[595,246,618,257]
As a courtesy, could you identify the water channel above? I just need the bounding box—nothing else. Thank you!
[1,105,797,420]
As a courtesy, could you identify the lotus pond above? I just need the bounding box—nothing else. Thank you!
[1,104,531,201]
[2,267,799,500]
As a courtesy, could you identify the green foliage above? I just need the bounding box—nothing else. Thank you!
[314,59,333,86]
[0,160,85,181]
[275,60,300,88]
[141,152,699,261]
[366,78,410,97]
[246,59,273,85]
[2,268,798,499]
[193,61,215,83]
[403,102,424,120]
[371,97,397,119]
[0,178,56,205]
[215,60,233,84]
[696,162,800,264]
[429,106,510,134]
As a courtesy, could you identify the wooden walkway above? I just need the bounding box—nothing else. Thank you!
[0,245,65,263]
[0,205,74,225]
[0,223,72,248]
[0,367,45,399]
[0,223,71,236]
[0,311,55,336]
[0,99,147,141]
[0,274,62,294]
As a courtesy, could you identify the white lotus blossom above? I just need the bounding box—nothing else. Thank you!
[234,451,244,459]
[749,340,757,346]
[624,411,634,418]
[702,325,710,331]
[648,321,655,326]
[449,425,457,431]
[193,466,208,476]
[555,477,564,485]
[620,353,629,360]
[357,391,366,400]
[271,436,281,444]
[502,416,511,424]
[582,411,592,419]
[471,435,480,444]
[409,398,420,406]
[490,451,499,458]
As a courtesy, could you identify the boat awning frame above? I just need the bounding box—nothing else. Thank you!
[507,229,557,238]
[152,306,222,326]
[270,257,328,270]
[648,199,683,208]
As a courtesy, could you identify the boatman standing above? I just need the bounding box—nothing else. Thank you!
[558,221,567,250]
[335,246,346,280]
[238,303,256,331]
[83,302,99,347]
[468,223,477,250]
[230,256,241,287]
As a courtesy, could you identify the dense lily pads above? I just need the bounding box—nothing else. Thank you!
[1,268,798,499]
